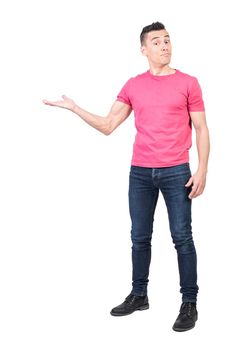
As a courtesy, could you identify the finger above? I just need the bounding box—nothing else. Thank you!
[191,190,202,198]
[42,99,56,105]
[42,99,63,107]
[185,177,193,187]
[193,185,204,198]
[188,184,199,199]
[190,189,200,198]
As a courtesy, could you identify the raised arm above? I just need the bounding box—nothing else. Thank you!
[42,95,132,136]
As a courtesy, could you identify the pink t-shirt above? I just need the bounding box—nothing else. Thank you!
[116,69,205,167]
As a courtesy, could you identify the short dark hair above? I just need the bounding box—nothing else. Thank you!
[140,21,166,45]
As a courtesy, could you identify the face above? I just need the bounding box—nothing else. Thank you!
[141,29,172,66]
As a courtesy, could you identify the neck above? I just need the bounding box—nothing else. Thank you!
[148,64,174,76]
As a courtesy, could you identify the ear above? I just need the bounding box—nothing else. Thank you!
[140,45,147,57]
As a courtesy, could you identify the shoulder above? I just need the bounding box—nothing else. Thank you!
[176,69,199,82]
[176,70,203,88]
[176,70,203,94]
[119,72,147,91]
[131,70,149,81]
[121,71,150,90]
[124,70,150,82]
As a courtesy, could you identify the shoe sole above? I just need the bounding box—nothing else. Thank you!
[110,303,149,316]
[172,324,195,332]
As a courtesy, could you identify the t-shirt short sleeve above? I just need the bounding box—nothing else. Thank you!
[116,78,132,107]
[187,77,205,112]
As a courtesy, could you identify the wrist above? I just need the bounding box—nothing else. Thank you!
[197,166,208,175]
[70,103,77,113]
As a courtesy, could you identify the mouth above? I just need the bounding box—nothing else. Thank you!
[161,53,170,57]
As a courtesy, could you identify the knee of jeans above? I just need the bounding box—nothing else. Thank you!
[131,235,152,250]
[172,236,195,254]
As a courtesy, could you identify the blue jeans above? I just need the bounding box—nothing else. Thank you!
[128,162,199,303]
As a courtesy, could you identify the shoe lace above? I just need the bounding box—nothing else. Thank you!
[125,294,136,305]
[125,293,143,306]
[180,302,195,317]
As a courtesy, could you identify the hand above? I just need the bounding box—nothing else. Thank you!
[42,95,76,111]
[185,170,207,199]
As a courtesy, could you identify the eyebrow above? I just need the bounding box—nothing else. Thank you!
[151,35,170,41]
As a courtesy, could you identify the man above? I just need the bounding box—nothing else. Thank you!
[42,21,210,332]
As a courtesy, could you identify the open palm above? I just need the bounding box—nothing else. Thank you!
[42,95,75,110]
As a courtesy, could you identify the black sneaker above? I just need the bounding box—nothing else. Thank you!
[172,302,198,332]
[110,293,149,316]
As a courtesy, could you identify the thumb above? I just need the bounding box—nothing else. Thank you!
[62,94,69,100]
[185,177,193,187]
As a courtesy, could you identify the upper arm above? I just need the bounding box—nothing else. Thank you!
[106,100,132,135]
[189,111,207,131]
[188,77,207,131]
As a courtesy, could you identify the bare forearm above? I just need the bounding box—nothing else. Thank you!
[196,126,210,173]
[71,104,109,135]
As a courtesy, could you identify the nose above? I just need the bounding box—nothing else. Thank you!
[161,40,169,51]
[161,43,168,51]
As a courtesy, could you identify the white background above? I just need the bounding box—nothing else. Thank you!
[0,0,233,349]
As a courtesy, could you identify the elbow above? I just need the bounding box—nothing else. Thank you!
[195,124,208,134]
[103,128,113,136]
[102,118,112,136]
